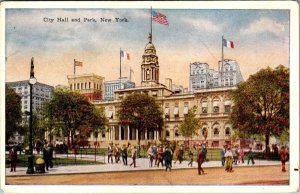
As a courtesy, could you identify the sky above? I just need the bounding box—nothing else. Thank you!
[5,8,290,88]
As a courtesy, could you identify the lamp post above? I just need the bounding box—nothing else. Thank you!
[26,57,36,174]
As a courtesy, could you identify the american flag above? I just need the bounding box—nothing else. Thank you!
[152,10,169,26]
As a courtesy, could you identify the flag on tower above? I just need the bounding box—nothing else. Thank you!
[152,10,169,26]
[223,39,234,48]
[74,60,83,67]
[121,50,130,60]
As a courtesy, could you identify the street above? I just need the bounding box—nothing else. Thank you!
[6,165,289,185]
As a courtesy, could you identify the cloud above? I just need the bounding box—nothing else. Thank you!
[181,17,221,32]
[241,17,285,36]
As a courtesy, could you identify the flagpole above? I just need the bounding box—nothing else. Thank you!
[120,48,122,90]
[73,59,76,92]
[150,6,152,43]
[221,35,224,86]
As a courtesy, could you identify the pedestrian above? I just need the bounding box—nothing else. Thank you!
[179,145,184,164]
[247,148,255,165]
[201,142,207,161]
[147,145,154,167]
[47,143,54,168]
[130,146,137,168]
[43,146,50,171]
[238,147,245,164]
[220,145,226,166]
[156,145,164,168]
[174,146,180,164]
[197,147,205,175]
[225,146,233,172]
[107,143,113,164]
[188,148,194,167]
[9,147,18,172]
[232,146,238,165]
[152,145,158,166]
[164,145,173,171]
[113,144,120,163]
[279,146,288,172]
[121,144,128,166]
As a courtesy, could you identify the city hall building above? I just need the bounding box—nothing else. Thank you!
[86,36,243,148]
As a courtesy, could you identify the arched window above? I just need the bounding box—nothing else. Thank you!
[175,129,180,137]
[225,127,230,136]
[202,128,208,139]
[213,128,219,136]
[166,130,170,138]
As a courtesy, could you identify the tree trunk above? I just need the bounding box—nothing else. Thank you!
[265,128,270,160]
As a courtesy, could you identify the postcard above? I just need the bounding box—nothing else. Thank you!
[1,1,299,194]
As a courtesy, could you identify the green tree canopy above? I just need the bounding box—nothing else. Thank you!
[42,88,107,146]
[179,106,200,146]
[5,85,23,144]
[117,92,163,144]
[231,65,289,156]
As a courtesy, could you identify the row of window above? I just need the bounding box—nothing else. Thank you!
[70,82,102,91]
[165,127,231,138]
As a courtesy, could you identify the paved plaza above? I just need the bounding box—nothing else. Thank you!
[5,153,283,177]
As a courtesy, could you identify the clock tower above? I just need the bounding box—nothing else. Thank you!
[141,34,159,87]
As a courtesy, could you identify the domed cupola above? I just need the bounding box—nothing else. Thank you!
[141,33,160,87]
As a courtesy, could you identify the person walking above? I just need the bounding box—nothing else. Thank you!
[238,147,245,164]
[232,146,238,165]
[107,143,113,164]
[129,146,137,168]
[164,145,173,171]
[220,146,226,166]
[9,147,18,172]
[225,146,233,172]
[247,148,255,165]
[47,143,54,168]
[197,147,205,175]
[279,146,288,172]
[188,148,194,167]
[147,145,154,167]
[42,146,50,171]
[179,145,184,164]
[121,144,128,166]
[156,145,164,168]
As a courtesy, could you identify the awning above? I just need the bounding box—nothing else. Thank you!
[164,107,169,115]
[201,101,208,107]
[183,106,189,114]
[225,100,231,106]
[174,107,179,115]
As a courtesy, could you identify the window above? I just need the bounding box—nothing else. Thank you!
[224,100,231,113]
[213,128,219,136]
[213,99,220,113]
[225,128,230,136]
[202,128,208,138]
[70,84,72,90]
[201,100,208,113]
[166,130,170,138]
[184,102,189,115]
[81,83,83,89]
[175,130,180,137]
[89,82,91,89]
[102,131,106,138]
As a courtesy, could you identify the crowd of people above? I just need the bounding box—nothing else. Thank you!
[106,142,208,174]
[7,140,289,174]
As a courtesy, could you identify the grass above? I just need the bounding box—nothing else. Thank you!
[5,154,104,168]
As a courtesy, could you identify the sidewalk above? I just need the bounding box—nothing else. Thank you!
[5,154,283,177]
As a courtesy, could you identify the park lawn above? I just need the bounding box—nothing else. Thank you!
[5,154,104,168]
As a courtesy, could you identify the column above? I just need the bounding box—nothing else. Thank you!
[145,130,148,140]
[136,129,138,141]
[119,125,122,140]
[112,126,115,141]
[127,125,130,141]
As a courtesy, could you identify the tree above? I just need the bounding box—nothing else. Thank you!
[179,106,200,147]
[231,65,289,158]
[42,88,107,146]
[5,85,23,144]
[117,93,163,145]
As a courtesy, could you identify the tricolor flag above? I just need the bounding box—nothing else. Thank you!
[121,50,130,60]
[152,10,169,26]
[74,60,83,67]
[223,39,234,48]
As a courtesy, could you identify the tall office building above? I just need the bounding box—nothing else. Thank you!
[104,77,135,100]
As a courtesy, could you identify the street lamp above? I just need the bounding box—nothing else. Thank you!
[26,57,36,174]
